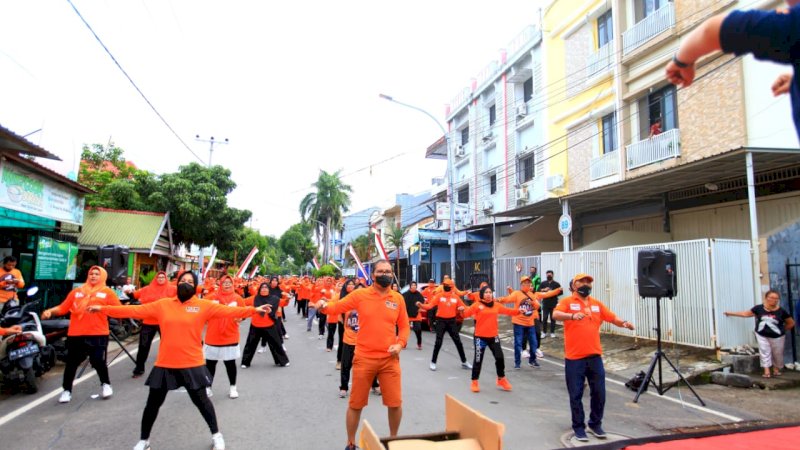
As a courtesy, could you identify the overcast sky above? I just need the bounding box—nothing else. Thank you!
[0,0,541,237]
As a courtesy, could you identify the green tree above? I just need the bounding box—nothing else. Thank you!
[348,233,373,268]
[384,222,408,276]
[279,223,316,270]
[299,170,352,263]
[313,264,337,277]
[78,143,150,209]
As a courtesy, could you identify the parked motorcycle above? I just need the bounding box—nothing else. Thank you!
[0,287,56,394]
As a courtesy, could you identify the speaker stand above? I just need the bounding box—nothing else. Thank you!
[633,296,705,406]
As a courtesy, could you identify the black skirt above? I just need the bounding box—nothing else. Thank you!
[145,365,212,390]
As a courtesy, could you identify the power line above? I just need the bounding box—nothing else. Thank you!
[65,0,205,164]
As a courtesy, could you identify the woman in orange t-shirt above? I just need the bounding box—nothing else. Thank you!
[462,286,520,393]
[203,275,244,399]
[90,270,269,450]
[42,266,121,404]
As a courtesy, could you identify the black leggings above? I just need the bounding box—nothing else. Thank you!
[326,322,345,362]
[141,386,217,439]
[431,318,467,364]
[340,343,379,392]
[205,359,237,386]
[298,299,309,318]
[411,321,422,347]
[242,325,289,367]
[62,336,110,391]
[134,325,160,375]
[471,336,505,380]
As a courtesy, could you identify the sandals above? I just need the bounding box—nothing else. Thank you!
[773,370,782,377]
[762,373,771,378]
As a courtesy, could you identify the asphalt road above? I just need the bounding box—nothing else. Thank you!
[0,314,761,449]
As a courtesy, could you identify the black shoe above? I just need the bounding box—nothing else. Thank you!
[589,425,607,439]
[574,429,589,442]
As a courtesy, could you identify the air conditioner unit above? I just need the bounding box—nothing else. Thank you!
[462,215,473,226]
[546,174,565,191]
[515,187,528,202]
[482,131,493,142]
[455,146,466,157]
[516,104,528,117]
[482,200,493,212]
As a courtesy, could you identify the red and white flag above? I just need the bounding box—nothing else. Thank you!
[328,259,341,271]
[249,266,258,279]
[202,247,217,279]
[371,225,389,260]
[312,257,320,270]
[235,246,259,278]
[348,244,368,281]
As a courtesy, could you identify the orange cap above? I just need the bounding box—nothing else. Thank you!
[572,273,594,283]
[520,275,532,284]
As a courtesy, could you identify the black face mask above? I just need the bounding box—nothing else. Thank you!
[547,276,553,281]
[443,286,452,292]
[375,275,392,288]
[576,286,591,297]
[177,283,195,302]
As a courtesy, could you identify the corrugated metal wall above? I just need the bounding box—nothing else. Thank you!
[495,255,541,292]
[711,239,757,348]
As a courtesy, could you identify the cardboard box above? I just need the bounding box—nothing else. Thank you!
[360,394,505,450]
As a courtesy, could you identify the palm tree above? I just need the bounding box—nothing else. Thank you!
[384,221,408,277]
[299,170,352,263]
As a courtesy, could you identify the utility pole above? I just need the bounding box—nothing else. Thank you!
[194,134,229,282]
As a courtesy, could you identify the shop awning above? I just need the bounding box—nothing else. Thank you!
[78,208,173,256]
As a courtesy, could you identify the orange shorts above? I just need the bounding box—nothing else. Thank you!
[349,354,402,409]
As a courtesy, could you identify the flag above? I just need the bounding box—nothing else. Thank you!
[348,244,368,283]
[203,247,217,279]
[371,225,389,260]
[312,257,320,270]
[328,259,341,271]
[235,246,259,278]
[249,265,258,279]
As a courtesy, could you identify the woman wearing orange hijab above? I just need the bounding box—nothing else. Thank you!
[130,271,176,378]
[42,266,121,404]
[203,275,244,399]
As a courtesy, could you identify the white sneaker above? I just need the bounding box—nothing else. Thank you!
[102,383,113,399]
[282,344,287,351]
[318,335,324,340]
[257,346,266,354]
[206,387,213,397]
[211,432,225,450]
[283,334,289,339]
[550,333,556,338]
[429,362,437,371]
[461,361,473,369]
[522,350,530,359]
[133,440,151,450]
[535,349,544,358]
[229,386,239,399]
[241,364,247,369]
[58,390,72,403]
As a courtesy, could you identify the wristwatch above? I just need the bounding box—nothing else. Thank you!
[672,54,690,68]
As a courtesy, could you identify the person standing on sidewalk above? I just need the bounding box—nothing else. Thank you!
[42,266,121,404]
[539,270,562,338]
[315,260,409,450]
[129,271,176,378]
[553,273,635,442]
[462,286,520,393]
[417,278,471,371]
[724,289,795,378]
[505,276,561,369]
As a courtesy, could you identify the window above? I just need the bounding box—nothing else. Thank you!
[601,112,617,154]
[488,104,496,126]
[489,174,497,195]
[461,126,469,145]
[518,154,535,183]
[597,10,613,48]
[457,186,469,204]
[636,0,667,21]
[523,77,533,103]
[638,85,677,139]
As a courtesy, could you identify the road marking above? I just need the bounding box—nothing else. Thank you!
[458,332,743,423]
[0,337,158,428]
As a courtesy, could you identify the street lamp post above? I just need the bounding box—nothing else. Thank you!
[379,94,456,280]
[307,218,331,263]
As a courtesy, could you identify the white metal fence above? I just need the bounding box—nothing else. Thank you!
[622,2,675,55]
[590,149,620,180]
[497,239,756,349]
[587,40,614,77]
[626,128,681,170]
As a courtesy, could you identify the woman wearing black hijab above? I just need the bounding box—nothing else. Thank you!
[242,280,289,367]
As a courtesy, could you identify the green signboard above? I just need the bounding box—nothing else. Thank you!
[35,236,78,280]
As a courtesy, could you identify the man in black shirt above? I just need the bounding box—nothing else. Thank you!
[538,270,562,338]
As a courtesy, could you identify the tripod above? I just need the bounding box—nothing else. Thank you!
[633,296,705,406]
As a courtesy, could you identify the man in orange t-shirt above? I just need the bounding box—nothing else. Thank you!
[553,273,634,442]
[0,256,25,303]
[316,260,409,450]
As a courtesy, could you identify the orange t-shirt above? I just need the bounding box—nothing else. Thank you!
[462,301,520,338]
[421,285,437,301]
[204,290,244,346]
[322,286,409,359]
[342,309,358,346]
[505,288,561,326]
[326,291,342,324]
[54,287,122,336]
[103,297,258,368]
[555,294,618,360]
[0,267,25,303]
[419,291,466,319]
[243,295,275,328]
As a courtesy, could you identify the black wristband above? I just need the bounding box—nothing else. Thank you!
[672,54,690,68]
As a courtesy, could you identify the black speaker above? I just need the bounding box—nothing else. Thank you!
[637,249,677,298]
[98,245,129,286]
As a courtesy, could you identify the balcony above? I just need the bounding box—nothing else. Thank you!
[590,149,620,180]
[587,41,614,78]
[626,128,680,170]
[622,3,675,56]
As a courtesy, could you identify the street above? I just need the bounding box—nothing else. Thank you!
[0,315,763,450]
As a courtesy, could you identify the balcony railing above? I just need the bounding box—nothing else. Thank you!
[590,149,620,180]
[587,40,614,77]
[626,128,680,170]
[622,3,675,55]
